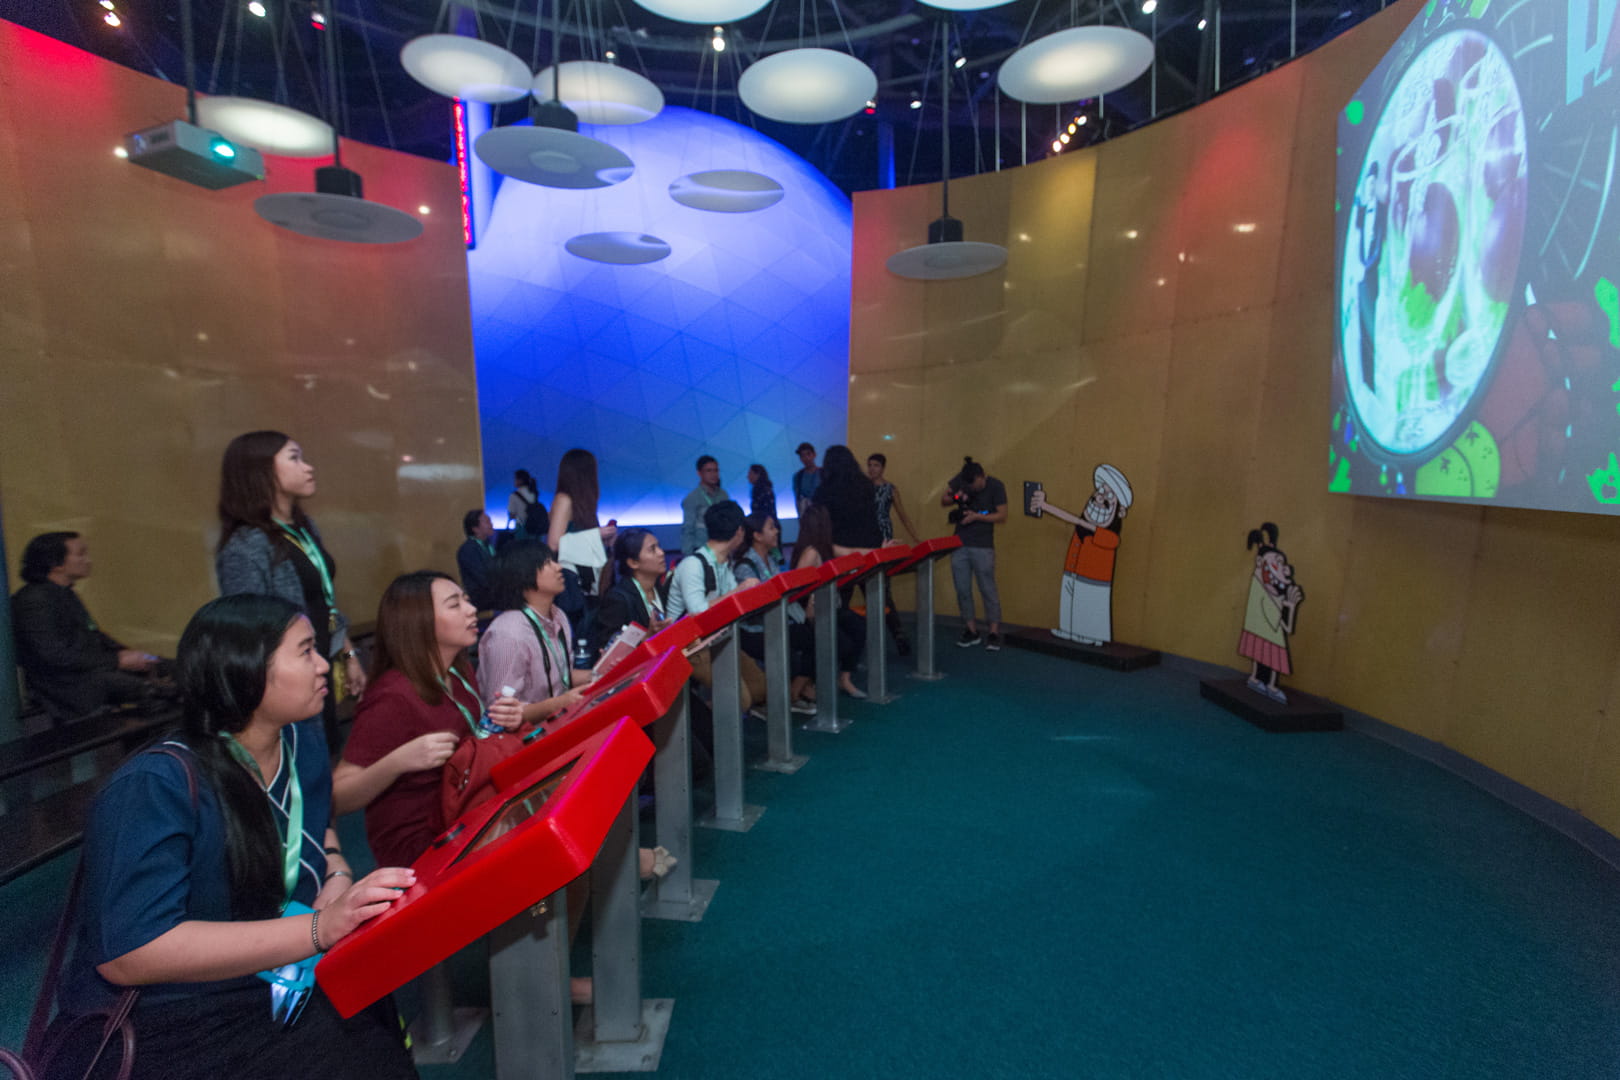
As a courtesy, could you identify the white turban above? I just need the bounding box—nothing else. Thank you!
[1093,463,1133,508]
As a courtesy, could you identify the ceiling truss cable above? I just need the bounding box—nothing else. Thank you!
[353,0,398,148]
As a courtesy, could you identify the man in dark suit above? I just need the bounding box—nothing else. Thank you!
[11,532,156,723]
[457,509,500,612]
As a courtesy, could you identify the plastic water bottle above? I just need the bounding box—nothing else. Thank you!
[477,685,517,736]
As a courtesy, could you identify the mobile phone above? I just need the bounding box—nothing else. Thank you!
[1023,481,1044,518]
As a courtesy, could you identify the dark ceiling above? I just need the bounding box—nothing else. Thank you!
[9,0,1387,193]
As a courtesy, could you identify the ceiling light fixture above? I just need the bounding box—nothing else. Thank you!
[628,0,769,23]
[998,26,1154,103]
[531,61,663,125]
[247,1,266,16]
[401,34,532,103]
[738,48,878,124]
[103,11,121,26]
[888,21,1008,280]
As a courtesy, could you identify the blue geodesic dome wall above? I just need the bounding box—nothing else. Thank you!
[469,105,852,526]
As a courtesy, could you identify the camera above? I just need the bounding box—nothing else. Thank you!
[946,487,973,525]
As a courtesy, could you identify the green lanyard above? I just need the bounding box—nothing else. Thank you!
[522,606,572,690]
[438,667,490,738]
[275,520,337,630]
[223,732,304,910]
[634,579,663,622]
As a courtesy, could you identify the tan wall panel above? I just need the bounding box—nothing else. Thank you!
[849,0,1620,840]
[0,20,482,654]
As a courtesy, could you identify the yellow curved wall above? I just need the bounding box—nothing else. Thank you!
[848,0,1620,838]
[0,20,483,656]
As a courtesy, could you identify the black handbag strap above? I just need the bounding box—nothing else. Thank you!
[24,746,197,1075]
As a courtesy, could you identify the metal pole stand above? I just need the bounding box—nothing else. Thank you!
[641,689,717,922]
[862,570,900,705]
[488,887,573,1080]
[802,580,851,733]
[754,597,807,774]
[409,960,487,1066]
[698,626,764,832]
[576,793,673,1073]
[910,559,946,682]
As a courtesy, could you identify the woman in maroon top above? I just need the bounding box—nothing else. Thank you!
[334,572,520,866]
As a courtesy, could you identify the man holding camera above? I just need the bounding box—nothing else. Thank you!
[940,457,1007,650]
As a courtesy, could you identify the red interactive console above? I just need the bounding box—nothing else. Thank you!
[317,716,653,1017]
[886,535,962,575]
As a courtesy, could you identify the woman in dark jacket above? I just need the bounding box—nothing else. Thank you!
[810,445,883,554]
[589,528,669,663]
[215,431,364,743]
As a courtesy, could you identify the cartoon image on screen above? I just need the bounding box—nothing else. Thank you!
[1332,0,1620,513]
[459,760,579,858]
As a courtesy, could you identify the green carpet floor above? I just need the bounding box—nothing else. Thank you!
[4,644,1618,1078]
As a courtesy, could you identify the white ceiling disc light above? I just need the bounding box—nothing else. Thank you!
[887,240,1007,279]
[738,48,879,124]
[916,0,1018,11]
[475,124,635,188]
[997,26,1154,104]
[401,34,532,103]
[565,231,673,264]
[254,167,423,244]
[531,61,663,125]
[195,96,333,157]
[668,169,785,212]
[628,0,769,24]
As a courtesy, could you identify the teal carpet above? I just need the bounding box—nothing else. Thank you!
[4,644,1618,1078]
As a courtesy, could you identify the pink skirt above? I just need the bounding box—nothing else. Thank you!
[1237,631,1291,674]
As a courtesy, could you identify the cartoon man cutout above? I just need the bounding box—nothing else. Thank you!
[1029,464,1132,646]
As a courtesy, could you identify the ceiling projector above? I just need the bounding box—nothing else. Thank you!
[124,119,265,190]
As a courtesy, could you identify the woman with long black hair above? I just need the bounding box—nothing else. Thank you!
[62,595,417,1079]
[215,431,365,743]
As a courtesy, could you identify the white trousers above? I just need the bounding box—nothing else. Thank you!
[1059,573,1112,644]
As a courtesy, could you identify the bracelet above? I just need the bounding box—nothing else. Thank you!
[311,910,324,953]
[324,846,343,856]
[324,869,354,884]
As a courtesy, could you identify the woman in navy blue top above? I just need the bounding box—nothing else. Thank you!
[64,595,418,1079]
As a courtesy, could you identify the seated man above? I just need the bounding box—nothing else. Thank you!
[11,532,158,723]
[456,508,500,612]
[667,501,767,712]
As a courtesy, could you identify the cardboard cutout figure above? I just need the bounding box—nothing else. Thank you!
[1028,464,1132,645]
[1238,523,1305,704]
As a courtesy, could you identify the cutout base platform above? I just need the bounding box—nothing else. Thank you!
[696,803,765,833]
[1199,678,1344,733]
[1002,627,1161,671]
[574,997,674,1074]
[408,1006,486,1065]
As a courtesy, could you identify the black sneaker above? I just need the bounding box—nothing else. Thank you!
[957,628,982,648]
[985,632,1003,652]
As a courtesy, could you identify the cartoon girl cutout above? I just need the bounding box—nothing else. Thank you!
[1238,523,1305,704]
[1029,464,1132,646]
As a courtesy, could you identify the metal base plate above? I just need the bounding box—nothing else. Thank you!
[752,753,808,775]
[801,717,853,734]
[908,670,947,682]
[696,803,765,833]
[865,692,902,706]
[409,1006,487,1065]
[640,877,718,923]
[574,998,674,1074]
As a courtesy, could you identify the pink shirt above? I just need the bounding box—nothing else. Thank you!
[477,605,573,710]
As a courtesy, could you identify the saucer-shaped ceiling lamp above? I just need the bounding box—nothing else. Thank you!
[255,165,424,244]
[669,169,784,212]
[531,61,663,125]
[629,0,768,23]
[997,26,1154,103]
[565,231,673,264]
[738,48,878,124]
[916,0,1017,10]
[196,96,333,157]
[402,34,532,102]
[886,219,1007,279]
[475,101,635,188]
[889,22,1006,280]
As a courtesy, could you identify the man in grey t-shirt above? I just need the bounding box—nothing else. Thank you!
[940,457,1007,650]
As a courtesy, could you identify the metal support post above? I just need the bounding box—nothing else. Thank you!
[576,792,673,1073]
[698,627,763,832]
[409,960,486,1066]
[488,888,573,1080]
[863,573,899,705]
[756,598,807,773]
[910,559,946,681]
[802,580,851,733]
[641,690,717,922]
